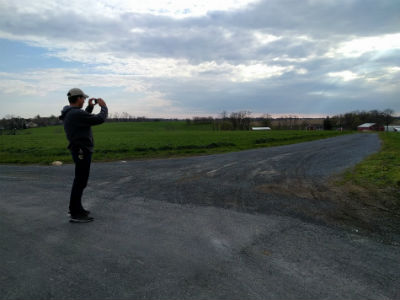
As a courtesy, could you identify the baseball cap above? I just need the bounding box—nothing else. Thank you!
[67,88,89,98]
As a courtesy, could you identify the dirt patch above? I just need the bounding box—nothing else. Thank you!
[256,177,400,242]
[328,181,400,236]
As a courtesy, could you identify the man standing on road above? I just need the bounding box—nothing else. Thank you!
[59,88,108,223]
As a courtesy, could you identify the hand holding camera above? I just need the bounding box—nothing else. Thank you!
[89,98,107,107]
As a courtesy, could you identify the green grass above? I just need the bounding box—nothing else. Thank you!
[344,132,400,190]
[0,121,350,164]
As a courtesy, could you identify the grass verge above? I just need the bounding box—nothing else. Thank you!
[341,132,400,213]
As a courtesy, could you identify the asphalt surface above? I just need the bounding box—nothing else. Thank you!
[1,133,399,299]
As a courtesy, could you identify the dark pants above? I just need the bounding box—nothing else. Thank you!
[69,150,92,215]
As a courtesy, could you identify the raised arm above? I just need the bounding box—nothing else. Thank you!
[77,100,108,126]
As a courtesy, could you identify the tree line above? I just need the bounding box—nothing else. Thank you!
[0,115,61,133]
[323,109,395,130]
[188,109,397,131]
[0,113,170,133]
[1,108,397,134]
[188,111,264,131]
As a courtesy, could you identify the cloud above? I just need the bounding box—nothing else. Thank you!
[327,71,360,82]
[326,33,400,58]
[216,0,400,36]
[0,0,399,118]
[0,69,148,95]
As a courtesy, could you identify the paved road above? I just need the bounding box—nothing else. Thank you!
[1,133,399,299]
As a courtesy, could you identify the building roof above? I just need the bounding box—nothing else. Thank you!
[358,123,376,128]
[252,127,271,130]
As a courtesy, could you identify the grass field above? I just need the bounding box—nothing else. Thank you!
[344,132,400,193]
[340,132,400,216]
[0,121,350,164]
[330,132,400,234]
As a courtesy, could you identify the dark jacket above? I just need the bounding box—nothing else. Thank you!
[59,105,108,153]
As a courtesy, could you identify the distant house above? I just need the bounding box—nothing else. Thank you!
[306,125,318,131]
[25,121,38,128]
[357,123,384,131]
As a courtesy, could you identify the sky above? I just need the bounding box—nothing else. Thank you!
[0,0,399,119]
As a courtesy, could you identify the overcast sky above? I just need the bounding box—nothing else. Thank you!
[0,0,399,118]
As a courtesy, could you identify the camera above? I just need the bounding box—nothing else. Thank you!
[93,99,98,104]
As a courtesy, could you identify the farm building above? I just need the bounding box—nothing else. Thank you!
[25,121,38,128]
[252,127,271,131]
[385,126,400,132]
[306,125,320,131]
[357,123,384,131]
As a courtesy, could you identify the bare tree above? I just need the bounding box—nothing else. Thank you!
[220,111,228,121]
[261,113,272,127]
[382,109,395,129]
[230,111,251,130]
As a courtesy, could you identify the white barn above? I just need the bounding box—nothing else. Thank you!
[252,127,271,131]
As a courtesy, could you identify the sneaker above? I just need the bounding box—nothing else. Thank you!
[81,208,90,215]
[69,209,90,216]
[70,215,94,223]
